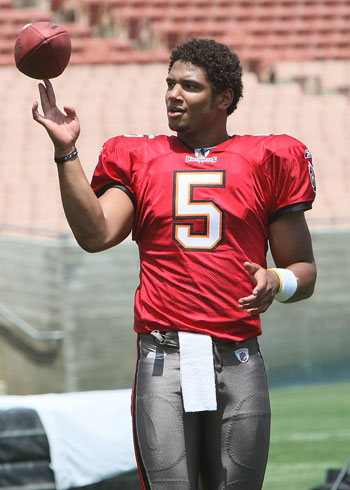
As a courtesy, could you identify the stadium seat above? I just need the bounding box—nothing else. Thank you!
[0,0,349,232]
[5,62,350,232]
[50,0,66,11]
[0,39,13,55]
[0,8,49,27]
[0,0,349,68]
[61,22,92,38]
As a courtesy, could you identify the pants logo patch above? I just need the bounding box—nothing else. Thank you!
[146,351,166,360]
[235,348,249,363]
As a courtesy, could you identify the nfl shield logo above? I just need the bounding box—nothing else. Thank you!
[304,149,312,159]
[235,348,249,363]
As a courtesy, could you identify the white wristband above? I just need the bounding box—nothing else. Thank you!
[269,268,298,302]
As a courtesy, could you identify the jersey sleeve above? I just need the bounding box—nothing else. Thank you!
[268,140,316,223]
[90,136,136,208]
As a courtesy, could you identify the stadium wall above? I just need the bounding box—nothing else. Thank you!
[0,230,349,395]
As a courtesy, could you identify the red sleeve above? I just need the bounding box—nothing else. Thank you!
[90,136,136,207]
[267,140,316,223]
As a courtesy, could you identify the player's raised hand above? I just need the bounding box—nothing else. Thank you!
[238,261,280,315]
[32,79,80,157]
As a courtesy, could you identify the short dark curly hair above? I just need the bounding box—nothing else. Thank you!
[168,38,243,116]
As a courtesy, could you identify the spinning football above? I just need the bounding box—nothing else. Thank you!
[14,21,71,79]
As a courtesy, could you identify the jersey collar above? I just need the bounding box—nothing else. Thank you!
[176,136,233,155]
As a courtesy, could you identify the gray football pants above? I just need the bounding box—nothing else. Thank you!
[132,332,271,490]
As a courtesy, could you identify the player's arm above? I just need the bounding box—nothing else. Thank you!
[268,210,316,301]
[57,161,134,252]
[32,79,134,252]
[239,211,316,314]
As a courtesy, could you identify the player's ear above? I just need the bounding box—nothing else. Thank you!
[216,88,234,111]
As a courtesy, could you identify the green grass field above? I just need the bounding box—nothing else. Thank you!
[263,381,350,490]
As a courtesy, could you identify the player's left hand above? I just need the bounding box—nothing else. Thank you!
[32,79,80,157]
[238,262,280,315]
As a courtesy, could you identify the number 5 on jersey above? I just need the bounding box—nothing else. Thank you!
[173,171,226,251]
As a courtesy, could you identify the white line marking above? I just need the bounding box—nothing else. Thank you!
[271,429,350,443]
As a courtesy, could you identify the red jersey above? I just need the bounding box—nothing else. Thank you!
[91,134,316,341]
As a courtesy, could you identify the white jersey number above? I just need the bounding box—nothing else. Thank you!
[173,171,225,251]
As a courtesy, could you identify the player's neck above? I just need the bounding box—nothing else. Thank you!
[177,132,231,152]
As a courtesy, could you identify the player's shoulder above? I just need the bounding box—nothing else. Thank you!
[230,133,309,160]
[102,134,174,154]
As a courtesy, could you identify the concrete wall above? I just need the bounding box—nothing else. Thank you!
[261,230,350,386]
[0,235,139,394]
[0,230,349,395]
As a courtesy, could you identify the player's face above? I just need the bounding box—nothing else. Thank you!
[165,61,221,145]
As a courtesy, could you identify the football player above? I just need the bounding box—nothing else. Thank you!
[33,38,317,490]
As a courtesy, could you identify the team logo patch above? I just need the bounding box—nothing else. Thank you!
[234,348,249,363]
[304,149,312,159]
[308,162,316,192]
[185,155,217,163]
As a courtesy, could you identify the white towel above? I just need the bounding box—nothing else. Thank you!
[178,331,217,412]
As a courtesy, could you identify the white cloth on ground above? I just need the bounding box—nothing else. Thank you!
[0,389,136,490]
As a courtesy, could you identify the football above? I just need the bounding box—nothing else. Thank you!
[14,21,71,79]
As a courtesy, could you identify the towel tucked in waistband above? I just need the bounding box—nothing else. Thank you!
[178,331,217,413]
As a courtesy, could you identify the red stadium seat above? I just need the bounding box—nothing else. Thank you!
[0,39,13,54]
[0,0,348,70]
[0,8,49,27]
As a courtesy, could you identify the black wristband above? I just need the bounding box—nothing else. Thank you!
[54,148,78,164]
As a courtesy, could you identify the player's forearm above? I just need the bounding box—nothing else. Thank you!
[283,260,317,302]
[56,157,109,252]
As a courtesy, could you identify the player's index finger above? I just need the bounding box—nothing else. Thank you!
[38,83,51,114]
[44,79,56,107]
